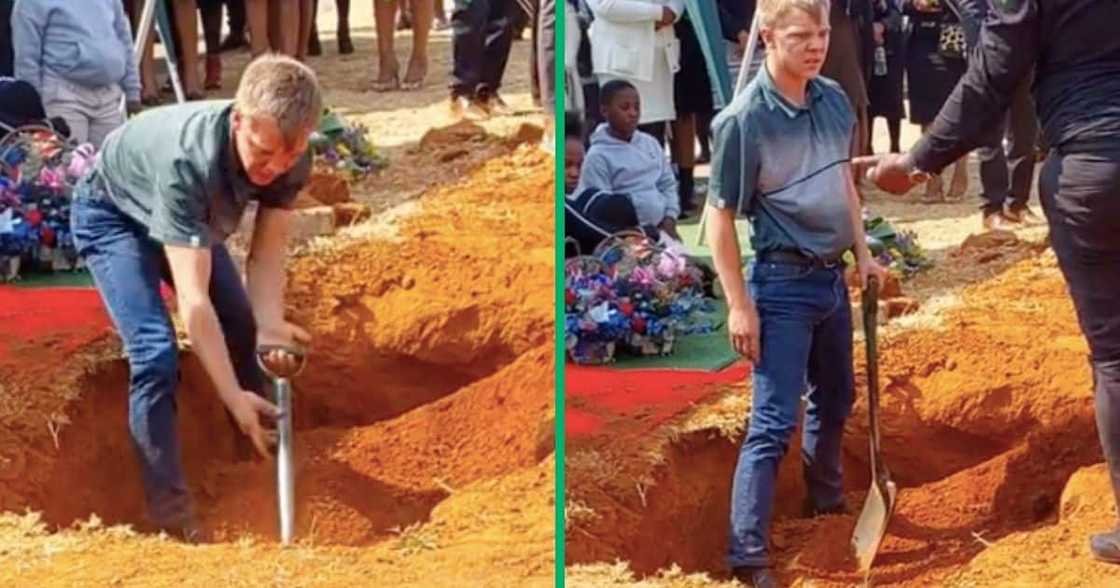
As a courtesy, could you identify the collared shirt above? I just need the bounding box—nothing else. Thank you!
[93,100,311,248]
[708,65,857,261]
[912,0,1120,172]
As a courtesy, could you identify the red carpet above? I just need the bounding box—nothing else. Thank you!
[565,363,750,438]
[0,286,112,362]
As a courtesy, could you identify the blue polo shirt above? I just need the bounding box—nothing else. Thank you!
[707,65,857,261]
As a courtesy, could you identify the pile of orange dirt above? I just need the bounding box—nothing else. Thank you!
[567,247,1117,586]
[0,144,555,587]
[293,170,373,227]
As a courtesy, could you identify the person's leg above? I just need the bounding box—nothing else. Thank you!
[919,125,944,202]
[207,244,265,396]
[42,78,92,145]
[948,155,970,201]
[222,0,249,50]
[887,115,901,153]
[529,0,540,106]
[728,263,818,570]
[86,86,127,149]
[199,0,224,90]
[450,0,486,103]
[1038,148,1120,561]
[403,0,432,88]
[803,268,855,514]
[866,114,876,155]
[671,113,697,213]
[1005,76,1039,215]
[696,109,713,163]
[70,192,192,531]
[476,0,515,100]
[173,0,203,97]
[337,0,353,54]
[536,0,555,107]
[975,118,1011,220]
[295,0,314,61]
[434,0,449,27]
[373,0,401,90]
[308,0,322,56]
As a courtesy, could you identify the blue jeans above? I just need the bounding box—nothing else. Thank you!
[70,173,263,528]
[727,262,855,568]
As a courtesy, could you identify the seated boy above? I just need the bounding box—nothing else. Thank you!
[704,0,887,585]
[576,79,682,243]
[11,0,140,148]
[564,112,653,257]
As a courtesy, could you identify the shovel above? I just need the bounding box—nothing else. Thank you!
[851,275,898,574]
[256,344,307,546]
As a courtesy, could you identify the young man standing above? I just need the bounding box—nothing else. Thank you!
[69,55,318,541]
[705,0,886,585]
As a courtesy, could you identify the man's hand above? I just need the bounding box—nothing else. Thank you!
[658,217,682,242]
[655,7,676,29]
[728,303,761,363]
[866,152,921,195]
[224,390,280,458]
[857,254,890,292]
[258,321,311,374]
[126,101,143,116]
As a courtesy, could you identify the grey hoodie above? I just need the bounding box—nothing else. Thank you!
[12,0,140,101]
[576,123,679,227]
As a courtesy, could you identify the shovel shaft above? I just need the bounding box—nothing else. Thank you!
[862,276,883,478]
[275,378,295,545]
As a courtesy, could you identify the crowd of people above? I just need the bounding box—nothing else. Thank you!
[563,0,1047,254]
[0,0,556,147]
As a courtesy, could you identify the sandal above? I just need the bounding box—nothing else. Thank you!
[402,60,427,91]
[371,73,400,92]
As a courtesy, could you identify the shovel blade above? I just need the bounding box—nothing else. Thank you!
[851,479,898,573]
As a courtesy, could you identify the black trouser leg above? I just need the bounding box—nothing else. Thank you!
[1039,146,1120,514]
[226,0,246,34]
[1005,76,1039,209]
[199,0,224,55]
[450,0,488,98]
[888,116,901,153]
[478,0,515,96]
[976,116,1011,216]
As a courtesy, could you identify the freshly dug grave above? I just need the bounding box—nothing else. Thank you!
[568,247,1116,586]
[0,145,555,586]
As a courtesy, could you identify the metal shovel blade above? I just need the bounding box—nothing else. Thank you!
[852,470,898,572]
[851,274,897,573]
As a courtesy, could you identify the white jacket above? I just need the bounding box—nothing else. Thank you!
[586,0,685,83]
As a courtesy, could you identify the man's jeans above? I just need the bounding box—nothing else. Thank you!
[1039,144,1120,514]
[728,262,855,568]
[70,173,263,528]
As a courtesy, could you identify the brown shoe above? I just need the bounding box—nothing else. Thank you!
[1006,204,1044,226]
[481,93,514,117]
[982,211,1015,231]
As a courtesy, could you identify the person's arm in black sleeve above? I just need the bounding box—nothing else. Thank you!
[909,0,1039,173]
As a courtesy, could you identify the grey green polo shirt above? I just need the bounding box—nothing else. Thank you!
[93,100,311,248]
[707,65,857,261]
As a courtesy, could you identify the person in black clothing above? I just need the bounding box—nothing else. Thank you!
[867,0,904,154]
[0,0,12,78]
[950,0,1041,230]
[308,0,355,56]
[901,0,969,202]
[449,0,517,118]
[868,0,1120,564]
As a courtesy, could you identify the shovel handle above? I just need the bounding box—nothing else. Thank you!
[862,276,886,480]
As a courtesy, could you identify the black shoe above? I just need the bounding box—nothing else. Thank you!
[1091,528,1120,564]
[802,497,849,518]
[338,28,354,54]
[732,566,783,588]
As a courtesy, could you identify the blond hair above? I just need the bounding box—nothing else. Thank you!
[234,54,323,141]
[758,0,830,27]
